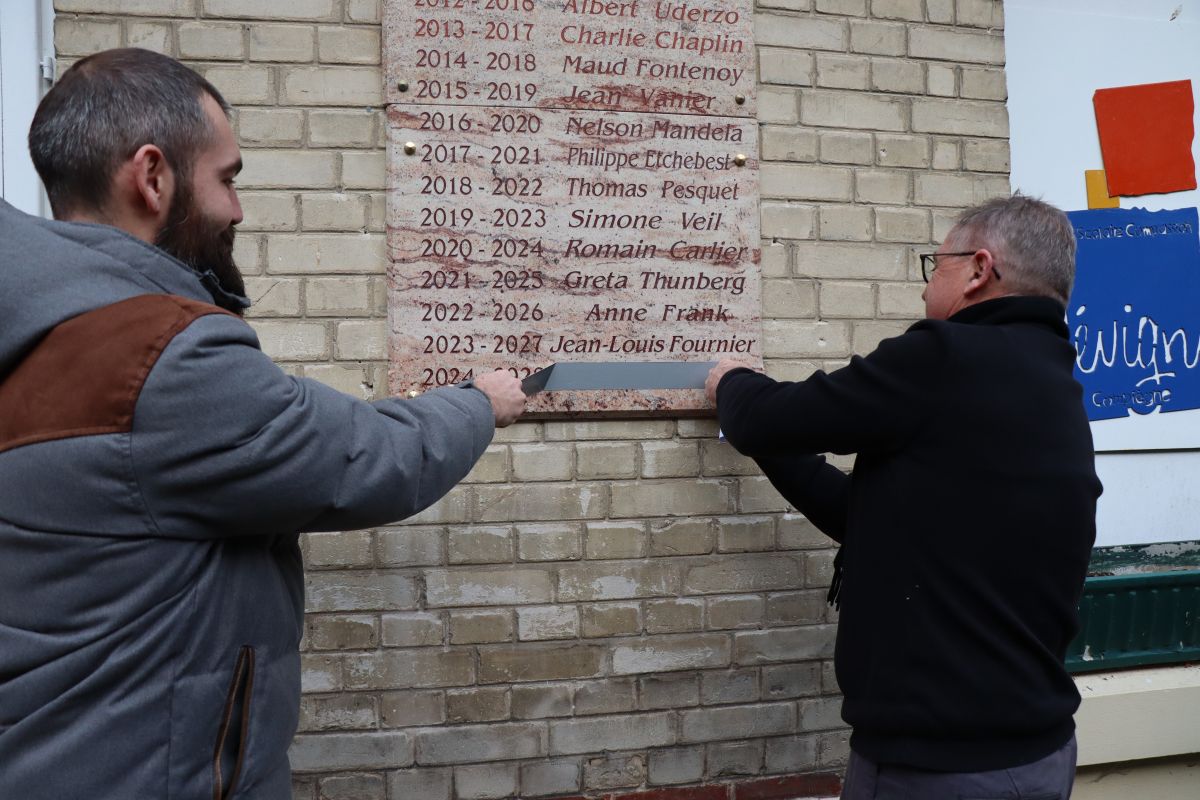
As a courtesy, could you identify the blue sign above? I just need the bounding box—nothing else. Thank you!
[1067,207,1200,422]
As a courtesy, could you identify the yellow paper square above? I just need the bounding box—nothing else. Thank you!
[1086,169,1120,209]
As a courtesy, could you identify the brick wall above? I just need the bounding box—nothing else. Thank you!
[52,1,1008,798]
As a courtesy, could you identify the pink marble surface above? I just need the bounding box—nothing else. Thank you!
[383,0,755,119]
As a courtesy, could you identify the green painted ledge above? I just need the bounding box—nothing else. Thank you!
[1066,542,1200,673]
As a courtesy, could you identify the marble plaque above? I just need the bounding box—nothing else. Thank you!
[384,0,760,415]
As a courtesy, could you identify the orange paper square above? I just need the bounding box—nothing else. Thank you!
[1093,79,1196,197]
[1085,170,1119,209]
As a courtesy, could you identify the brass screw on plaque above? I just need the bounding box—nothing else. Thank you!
[407,390,420,398]
[404,141,417,156]
[734,154,748,167]
[397,81,409,93]
[734,94,746,105]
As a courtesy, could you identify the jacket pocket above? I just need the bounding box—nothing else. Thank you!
[212,645,255,800]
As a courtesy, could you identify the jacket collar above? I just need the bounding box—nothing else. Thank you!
[948,296,1068,337]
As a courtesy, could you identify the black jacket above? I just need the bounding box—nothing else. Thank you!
[718,296,1102,772]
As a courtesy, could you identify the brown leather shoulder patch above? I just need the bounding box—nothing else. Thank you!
[0,295,235,455]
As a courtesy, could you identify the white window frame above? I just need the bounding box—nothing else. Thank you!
[0,0,54,216]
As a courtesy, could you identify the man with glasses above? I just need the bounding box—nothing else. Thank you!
[706,195,1100,799]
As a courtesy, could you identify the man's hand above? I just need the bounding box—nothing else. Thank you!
[472,370,526,427]
[705,359,757,406]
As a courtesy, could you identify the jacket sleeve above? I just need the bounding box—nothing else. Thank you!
[130,314,496,537]
[716,324,947,458]
[753,453,850,543]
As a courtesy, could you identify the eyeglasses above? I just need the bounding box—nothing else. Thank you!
[917,251,1002,283]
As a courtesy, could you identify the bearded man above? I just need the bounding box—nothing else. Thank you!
[0,48,525,799]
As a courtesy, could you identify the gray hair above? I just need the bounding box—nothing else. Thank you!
[28,48,230,218]
[948,194,1076,304]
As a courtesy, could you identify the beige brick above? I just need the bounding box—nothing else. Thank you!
[342,151,385,189]
[611,480,732,518]
[871,58,924,94]
[761,127,818,163]
[576,442,638,480]
[761,203,816,240]
[233,234,263,272]
[759,0,812,9]
[801,90,907,132]
[780,515,834,549]
[511,443,574,482]
[463,446,508,484]
[870,0,922,21]
[291,730,414,771]
[318,26,381,64]
[252,320,327,360]
[239,192,298,231]
[127,22,172,54]
[815,54,869,90]
[875,207,930,243]
[309,110,375,148]
[932,139,960,170]
[766,591,828,626]
[550,712,674,755]
[303,529,372,567]
[584,522,646,560]
[558,562,679,602]
[387,766,451,799]
[476,484,607,522]
[961,67,1006,101]
[762,319,850,359]
[765,663,824,700]
[911,27,1004,65]
[644,599,704,634]
[761,279,817,319]
[761,242,790,278]
[819,281,875,318]
[819,205,873,241]
[875,133,929,168]
[307,276,372,316]
[377,527,444,567]
[915,173,1008,208]
[522,759,582,795]
[283,66,383,105]
[55,19,121,56]
[764,361,824,383]
[708,595,765,629]
[580,603,641,638]
[927,63,957,98]
[238,109,305,146]
[299,694,377,732]
[417,721,542,764]
[575,678,635,713]
[517,605,580,640]
[759,48,813,87]
[852,320,912,353]
[367,194,387,232]
[449,610,513,644]
[56,0,192,13]
[334,320,385,360]
[926,0,954,23]
[479,645,605,683]
[933,209,960,243]
[268,232,384,273]
[640,441,700,479]
[849,19,906,55]
[301,653,342,692]
[248,24,315,62]
[682,703,796,743]
[382,612,444,647]
[755,14,846,50]
[202,66,272,105]
[734,626,837,664]
[347,0,383,23]
[757,87,799,125]
[685,554,804,594]
[700,441,759,477]
[403,487,470,525]
[426,568,553,607]
[820,131,874,165]
[717,516,776,552]
[243,277,302,316]
[762,164,853,202]
[203,0,337,19]
[854,169,911,204]
[816,0,866,14]
[511,684,572,719]
[963,138,1010,173]
[298,187,368,232]
[957,0,1003,29]
[650,519,714,557]
[446,687,510,723]
[178,22,244,60]
[242,152,338,190]
[303,364,371,397]
[517,524,582,562]
[307,614,378,650]
[306,572,418,612]
[448,526,513,565]
[544,420,674,441]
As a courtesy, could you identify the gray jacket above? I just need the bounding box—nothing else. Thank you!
[0,199,495,799]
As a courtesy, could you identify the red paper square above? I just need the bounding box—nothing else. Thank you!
[1093,79,1196,197]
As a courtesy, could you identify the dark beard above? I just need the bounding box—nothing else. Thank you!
[155,181,246,314]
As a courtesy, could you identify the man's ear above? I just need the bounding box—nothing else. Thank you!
[129,143,174,219]
[964,248,997,295]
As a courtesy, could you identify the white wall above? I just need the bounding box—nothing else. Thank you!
[0,0,53,215]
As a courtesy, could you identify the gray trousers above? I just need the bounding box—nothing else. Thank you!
[841,736,1077,800]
